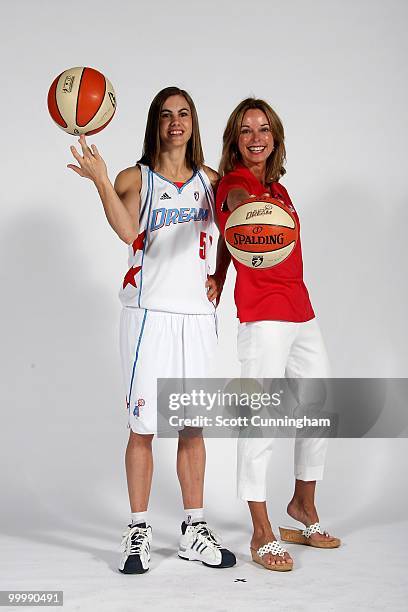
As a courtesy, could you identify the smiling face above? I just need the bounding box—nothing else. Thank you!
[159,94,193,149]
[238,109,274,169]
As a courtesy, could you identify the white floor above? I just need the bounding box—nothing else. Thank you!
[1,520,407,612]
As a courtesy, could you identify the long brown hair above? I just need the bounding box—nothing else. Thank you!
[138,86,204,170]
[219,98,286,183]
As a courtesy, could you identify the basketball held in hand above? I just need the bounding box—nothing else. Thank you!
[224,197,298,269]
[47,66,116,136]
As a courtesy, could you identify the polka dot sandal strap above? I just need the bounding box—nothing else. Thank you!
[302,522,328,538]
[257,541,287,558]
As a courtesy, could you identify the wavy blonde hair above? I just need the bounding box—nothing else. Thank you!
[219,98,286,182]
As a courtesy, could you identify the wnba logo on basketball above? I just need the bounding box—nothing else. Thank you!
[252,256,263,267]
[224,197,299,269]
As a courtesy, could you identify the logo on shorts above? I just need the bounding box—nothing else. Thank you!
[133,398,145,417]
[252,255,263,267]
[194,191,199,201]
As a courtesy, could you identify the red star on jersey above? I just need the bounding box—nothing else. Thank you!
[123,265,142,290]
[132,230,146,255]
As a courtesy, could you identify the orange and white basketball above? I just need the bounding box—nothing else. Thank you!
[224,197,298,269]
[47,66,116,136]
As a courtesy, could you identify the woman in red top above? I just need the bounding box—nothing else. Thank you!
[216,98,340,571]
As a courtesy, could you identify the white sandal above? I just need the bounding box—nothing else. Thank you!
[279,522,340,549]
[250,540,293,571]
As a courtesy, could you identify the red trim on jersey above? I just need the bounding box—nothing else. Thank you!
[173,181,185,188]
[216,164,315,323]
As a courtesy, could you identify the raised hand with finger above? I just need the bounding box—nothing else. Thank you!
[66,132,140,244]
[67,134,109,186]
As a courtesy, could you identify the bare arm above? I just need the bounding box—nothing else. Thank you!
[112,167,141,243]
[208,184,263,303]
[202,165,220,192]
[206,234,232,305]
[210,184,268,303]
[203,166,232,305]
[68,134,140,244]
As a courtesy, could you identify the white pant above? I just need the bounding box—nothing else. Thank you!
[237,318,331,501]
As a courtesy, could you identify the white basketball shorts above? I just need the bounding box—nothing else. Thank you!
[120,307,217,435]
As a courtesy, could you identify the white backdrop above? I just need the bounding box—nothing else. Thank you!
[1,1,407,610]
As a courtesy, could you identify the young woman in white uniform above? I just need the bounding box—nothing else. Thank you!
[68,86,234,574]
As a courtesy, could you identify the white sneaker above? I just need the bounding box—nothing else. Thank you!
[118,522,152,574]
[178,521,236,568]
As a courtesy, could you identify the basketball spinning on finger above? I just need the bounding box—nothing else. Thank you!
[47,66,117,135]
[224,196,298,269]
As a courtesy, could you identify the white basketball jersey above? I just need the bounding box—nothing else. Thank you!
[119,164,215,314]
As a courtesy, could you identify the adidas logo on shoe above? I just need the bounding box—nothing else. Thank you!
[159,192,171,200]
[178,521,236,568]
[119,522,152,574]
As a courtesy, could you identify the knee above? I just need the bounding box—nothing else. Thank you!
[127,431,154,449]
[178,428,204,446]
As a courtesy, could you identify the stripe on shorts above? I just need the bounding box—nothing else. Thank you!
[128,309,148,410]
